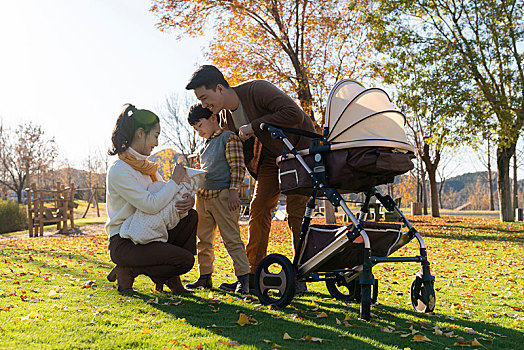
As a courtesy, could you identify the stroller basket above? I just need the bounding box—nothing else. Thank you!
[300,222,402,270]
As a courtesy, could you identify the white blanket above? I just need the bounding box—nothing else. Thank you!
[120,168,205,245]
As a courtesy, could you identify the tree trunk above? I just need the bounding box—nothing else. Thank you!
[426,166,440,217]
[514,153,519,210]
[487,141,495,211]
[438,176,445,209]
[422,170,428,215]
[388,183,394,197]
[16,188,22,204]
[416,158,421,202]
[497,144,515,222]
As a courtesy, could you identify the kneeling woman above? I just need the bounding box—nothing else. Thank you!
[105,104,197,293]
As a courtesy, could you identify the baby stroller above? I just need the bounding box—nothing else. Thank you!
[253,79,435,320]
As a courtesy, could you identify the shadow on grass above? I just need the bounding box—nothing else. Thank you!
[123,286,523,349]
[128,289,384,349]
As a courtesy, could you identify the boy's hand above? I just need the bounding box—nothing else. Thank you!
[228,189,240,211]
[175,193,194,214]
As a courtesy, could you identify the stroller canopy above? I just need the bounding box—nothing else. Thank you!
[324,80,414,152]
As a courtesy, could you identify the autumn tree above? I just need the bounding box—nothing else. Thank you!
[476,133,497,211]
[374,36,473,217]
[0,121,58,203]
[151,0,372,124]
[371,0,524,222]
[159,93,202,162]
[392,173,417,206]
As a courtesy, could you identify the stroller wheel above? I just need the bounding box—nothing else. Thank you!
[325,274,361,302]
[410,277,436,313]
[254,254,296,308]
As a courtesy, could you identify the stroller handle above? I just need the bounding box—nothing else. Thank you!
[260,123,287,140]
[260,123,322,139]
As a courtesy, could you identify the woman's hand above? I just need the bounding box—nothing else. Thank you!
[175,193,195,214]
[171,163,187,185]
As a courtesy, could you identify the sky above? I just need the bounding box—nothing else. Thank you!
[0,0,521,178]
[0,0,205,168]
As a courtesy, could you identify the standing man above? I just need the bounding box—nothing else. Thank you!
[185,65,316,292]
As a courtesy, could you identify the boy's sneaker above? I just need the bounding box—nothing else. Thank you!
[235,274,250,295]
[185,274,212,289]
[218,280,237,292]
[219,274,250,294]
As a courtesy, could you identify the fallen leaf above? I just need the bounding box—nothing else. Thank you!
[464,327,476,334]
[412,334,431,342]
[317,312,328,318]
[471,338,482,346]
[140,327,150,334]
[308,337,323,343]
[453,340,471,346]
[236,313,249,326]
[218,341,240,347]
[283,333,293,340]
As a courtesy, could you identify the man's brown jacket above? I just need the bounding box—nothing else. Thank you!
[219,80,316,179]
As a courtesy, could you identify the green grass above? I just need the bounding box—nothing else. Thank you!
[0,216,523,349]
[74,199,106,218]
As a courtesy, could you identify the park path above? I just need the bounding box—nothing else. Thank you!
[0,223,106,240]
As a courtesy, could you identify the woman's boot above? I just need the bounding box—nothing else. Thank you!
[165,276,193,293]
[107,265,136,292]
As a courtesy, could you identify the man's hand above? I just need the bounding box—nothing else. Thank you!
[171,163,187,185]
[175,193,195,214]
[228,189,240,211]
[238,123,254,141]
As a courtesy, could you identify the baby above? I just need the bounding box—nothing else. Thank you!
[119,167,205,245]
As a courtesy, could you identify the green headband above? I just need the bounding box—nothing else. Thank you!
[132,108,158,126]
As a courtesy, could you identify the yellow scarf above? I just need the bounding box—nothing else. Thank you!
[119,151,158,182]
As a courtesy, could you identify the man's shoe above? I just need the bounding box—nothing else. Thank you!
[219,280,238,292]
[235,274,250,295]
[248,273,255,290]
[185,274,212,289]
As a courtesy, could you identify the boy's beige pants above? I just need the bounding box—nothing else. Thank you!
[195,189,250,277]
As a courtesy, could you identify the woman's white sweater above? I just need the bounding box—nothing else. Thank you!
[104,147,181,237]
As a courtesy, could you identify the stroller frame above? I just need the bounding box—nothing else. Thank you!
[254,124,436,320]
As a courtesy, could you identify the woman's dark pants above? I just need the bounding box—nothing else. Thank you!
[109,209,198,283]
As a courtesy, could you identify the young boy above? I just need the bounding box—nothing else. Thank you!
[185,103,250,294]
